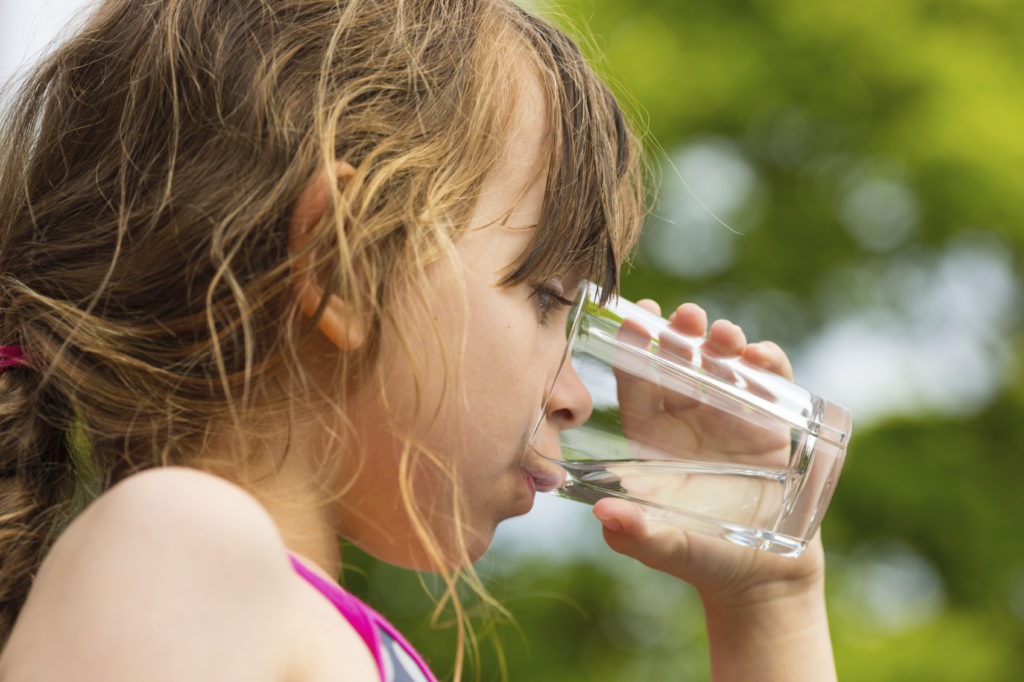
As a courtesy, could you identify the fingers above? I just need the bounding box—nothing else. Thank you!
[667,302,707,337]
[613,316,661,418]
[665,303,747,358]
[665,302,793,381]
[742,341,794,381]
[657,316,704,413]
[706,319,747,356]
[664,306,744,390]
[635,298,661,316]
[615,298,795,435]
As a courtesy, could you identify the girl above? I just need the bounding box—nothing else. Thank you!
[0,1,836,680]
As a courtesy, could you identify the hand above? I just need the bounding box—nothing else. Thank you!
[595,300,825,603]
[615,300,792,468]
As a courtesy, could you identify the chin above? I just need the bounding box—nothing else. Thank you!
[358,524,497,573]
[450,527,497,569]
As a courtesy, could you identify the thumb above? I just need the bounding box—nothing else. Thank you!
[593,498,695,577]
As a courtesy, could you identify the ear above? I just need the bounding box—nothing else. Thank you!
[289,160,366,350]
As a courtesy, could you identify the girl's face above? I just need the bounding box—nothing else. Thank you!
[336,69,593,570]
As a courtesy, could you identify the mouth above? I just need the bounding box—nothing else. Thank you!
[522,445,567,493]
[522,470,537,497]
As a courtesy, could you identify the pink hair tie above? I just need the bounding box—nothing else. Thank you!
[0,345,27,370]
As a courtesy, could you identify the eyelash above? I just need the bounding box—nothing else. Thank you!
[534,285,573,326]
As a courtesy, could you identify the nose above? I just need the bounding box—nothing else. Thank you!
[544,358,593,430]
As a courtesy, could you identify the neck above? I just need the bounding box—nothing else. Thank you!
[257,485,343,580]
[206,423,345,581]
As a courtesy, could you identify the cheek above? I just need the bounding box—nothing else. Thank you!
[465,317,545,403]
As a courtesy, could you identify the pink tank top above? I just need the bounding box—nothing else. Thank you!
[288,555,438,682]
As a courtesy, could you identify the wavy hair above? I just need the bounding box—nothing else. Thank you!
[0,0,645,671]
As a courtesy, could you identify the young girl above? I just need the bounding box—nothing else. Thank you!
[0,1,836,680]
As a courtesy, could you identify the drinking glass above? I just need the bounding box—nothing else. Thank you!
[527,282,852,557]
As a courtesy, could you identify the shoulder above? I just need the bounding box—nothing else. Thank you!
[57,467,291,596]
[82,466,285,554]
[2,468,299,682]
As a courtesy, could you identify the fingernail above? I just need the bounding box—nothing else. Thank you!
[596,515,623,533]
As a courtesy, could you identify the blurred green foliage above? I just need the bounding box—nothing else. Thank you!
[343,0,1024,679]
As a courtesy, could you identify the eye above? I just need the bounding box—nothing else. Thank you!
[534,281,573,327]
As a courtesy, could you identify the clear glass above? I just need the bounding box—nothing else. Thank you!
[528,282,853,557]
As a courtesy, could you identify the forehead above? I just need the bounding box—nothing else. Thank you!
[473,18,638,299]
[470,61,550,234]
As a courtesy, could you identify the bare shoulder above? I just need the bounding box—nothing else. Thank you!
[77,466,287,557]
[51,467,290,587]
[1,468,298,682]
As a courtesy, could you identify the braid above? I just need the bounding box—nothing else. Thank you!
[0,363,78,646]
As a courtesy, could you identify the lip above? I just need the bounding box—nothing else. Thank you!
[522,469,537,497]
[522,446,567,493]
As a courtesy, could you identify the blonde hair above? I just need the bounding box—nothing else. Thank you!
[0,0,645,669]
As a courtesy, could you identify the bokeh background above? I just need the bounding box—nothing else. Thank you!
[3,0,1022,679]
